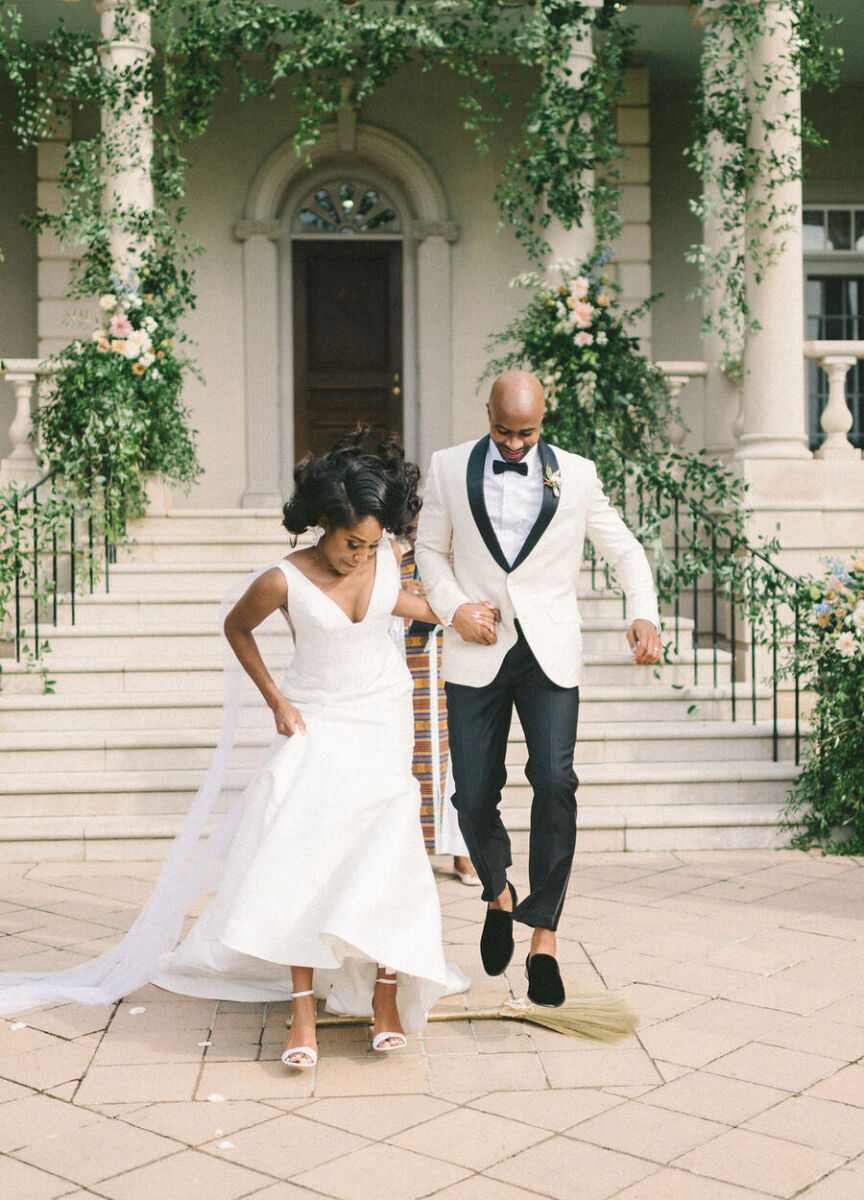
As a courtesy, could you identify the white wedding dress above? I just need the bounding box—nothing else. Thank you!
[150,545,459,1032]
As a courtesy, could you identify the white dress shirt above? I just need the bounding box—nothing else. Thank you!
[483,441,544,566]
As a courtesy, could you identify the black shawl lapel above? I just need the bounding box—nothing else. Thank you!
[466,435,511,573]
[510,439,560,571]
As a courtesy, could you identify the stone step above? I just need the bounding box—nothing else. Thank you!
[118,534,298,564]
[0,684,773,730]
[125,509,284,537]
[57,588,635,628]
[85,562,276,595]
[104,556,619,595]
[0,794,797,862]
[15,615,698,663]
[502,758,797,808]
[0,648,730,696]
[0,719,797,775]
[0,759,796,823]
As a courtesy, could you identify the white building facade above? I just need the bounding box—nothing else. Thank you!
[1,0,863,572]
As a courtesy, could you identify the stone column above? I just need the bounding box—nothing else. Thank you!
[693,5,744,459]
[544,2,602,273]
[415,221,459,468]
[234,220,283,508]
[615,67,653,351]
[736,0,810,460]
[95,0,154,272]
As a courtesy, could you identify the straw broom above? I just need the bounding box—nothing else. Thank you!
[289,993,639,1044]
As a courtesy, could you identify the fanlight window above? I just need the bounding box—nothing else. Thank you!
[294,181,401,236]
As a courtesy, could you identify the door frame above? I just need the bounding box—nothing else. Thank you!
[235,124,458,508]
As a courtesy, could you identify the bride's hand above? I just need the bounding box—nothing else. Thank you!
[270,695,307,737]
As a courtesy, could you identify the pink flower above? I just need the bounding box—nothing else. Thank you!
[568,301,594,329]
[574,331,593,347]
[109,313,133,338]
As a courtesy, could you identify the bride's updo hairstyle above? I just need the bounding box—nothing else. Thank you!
[282,428,421,540]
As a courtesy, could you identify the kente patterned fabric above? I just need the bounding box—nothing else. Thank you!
[401,549,448,852]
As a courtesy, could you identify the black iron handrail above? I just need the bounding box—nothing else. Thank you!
[1,468,122,665]
[585,464,807,766]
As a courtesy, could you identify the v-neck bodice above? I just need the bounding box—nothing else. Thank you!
[282,551,380,626]
[273,544,407,709]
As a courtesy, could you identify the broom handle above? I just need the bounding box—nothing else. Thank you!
[294,1009,515,1029]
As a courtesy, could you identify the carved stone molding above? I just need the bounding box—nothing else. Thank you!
[233,219,282,243]
[413,220,459,244]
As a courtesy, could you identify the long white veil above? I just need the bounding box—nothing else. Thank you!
[0,562,291,1018]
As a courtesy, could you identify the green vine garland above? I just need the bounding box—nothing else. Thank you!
[685,0,841,376]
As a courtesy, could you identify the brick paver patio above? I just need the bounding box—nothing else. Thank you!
[1,848,864,1199]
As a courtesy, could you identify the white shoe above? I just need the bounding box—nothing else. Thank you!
[372,975,407,1052]
[283,989,318,1069]
[372,1030,408,1052]
[457,871,481,886]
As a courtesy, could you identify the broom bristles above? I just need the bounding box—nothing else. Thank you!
[295,992,639,1044]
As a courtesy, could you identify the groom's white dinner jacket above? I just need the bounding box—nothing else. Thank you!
[414,435,660,690]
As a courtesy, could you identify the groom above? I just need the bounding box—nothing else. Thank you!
[415,371,661,1005]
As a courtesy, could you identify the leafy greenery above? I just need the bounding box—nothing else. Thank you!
[685,0,841,375]
[783,556,864,854]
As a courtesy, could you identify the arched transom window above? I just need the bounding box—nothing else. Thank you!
[294,179,401,236]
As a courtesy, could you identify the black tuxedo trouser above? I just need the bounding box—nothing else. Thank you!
[445,626,580,931]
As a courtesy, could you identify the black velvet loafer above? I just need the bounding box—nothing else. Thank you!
[526,952,566,1007]
[480,882,517,976]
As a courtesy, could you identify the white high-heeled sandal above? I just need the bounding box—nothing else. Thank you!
[372,976,407,1052]
[282,989,318,1069]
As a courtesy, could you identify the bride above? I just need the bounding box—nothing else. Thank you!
[152,435,488,1066]
[0,434,488,1068]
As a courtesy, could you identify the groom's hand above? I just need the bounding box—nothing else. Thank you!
[452,602,500,645]
[627,619,662,665]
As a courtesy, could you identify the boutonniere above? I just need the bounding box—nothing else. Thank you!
[543,466,562,497]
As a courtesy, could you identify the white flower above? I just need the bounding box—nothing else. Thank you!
[142,315,158,333]
[853,600,864,630]
[124,329,153,360]
[837,631,857,658]
[92,328,106,342]
[126,294,141,310]
[596,331,608,346]
[150,367,161,380]
[99,293,117,311]
[140,350,156,368]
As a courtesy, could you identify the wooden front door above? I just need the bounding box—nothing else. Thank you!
[292,240,403,459]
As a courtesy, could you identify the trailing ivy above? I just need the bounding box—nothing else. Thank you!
[685,0,841,375]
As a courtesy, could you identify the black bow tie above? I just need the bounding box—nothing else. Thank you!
[493,459,528,476]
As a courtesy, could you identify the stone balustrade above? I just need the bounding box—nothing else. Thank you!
[657,361,708,448]
[0,360,53,488]
[803,340,864,461]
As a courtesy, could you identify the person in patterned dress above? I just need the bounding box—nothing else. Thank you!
[401,542,478,884]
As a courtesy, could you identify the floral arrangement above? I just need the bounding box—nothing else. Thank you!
[92,270,174,380]
[808,556,864,660]
[35,260,201,519]
[784,554,864,853]
[489,252,676,476]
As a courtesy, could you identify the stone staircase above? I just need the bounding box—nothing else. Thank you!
[0,510,799,860]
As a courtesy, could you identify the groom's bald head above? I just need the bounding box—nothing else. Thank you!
[487,371,546,462]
